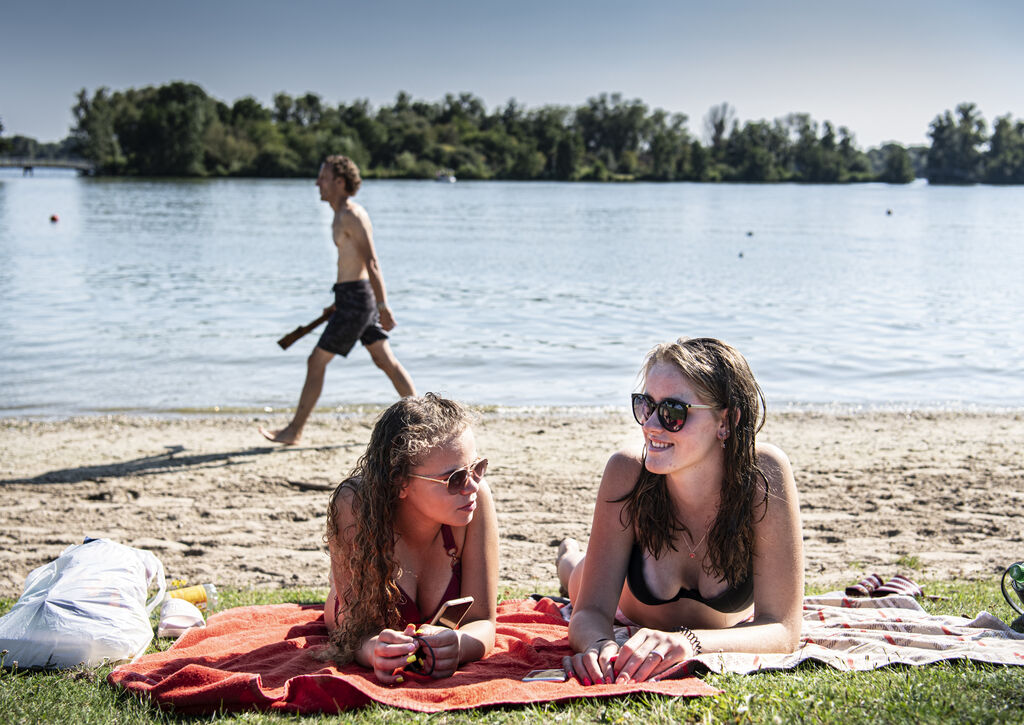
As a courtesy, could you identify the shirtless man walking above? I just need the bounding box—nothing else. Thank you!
[260,155,415,445]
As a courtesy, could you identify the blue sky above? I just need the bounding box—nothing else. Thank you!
[3,0,1022,148]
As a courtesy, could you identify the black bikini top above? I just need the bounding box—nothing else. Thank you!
[626,543,754,614]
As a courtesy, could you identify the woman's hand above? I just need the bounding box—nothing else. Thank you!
[412,623,461,678]
[562,638,619,686]
[370,624,419,683]
[613,628,693,683]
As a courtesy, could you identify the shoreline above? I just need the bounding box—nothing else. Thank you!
[5,397,1024,421]
[2,410,1022,599]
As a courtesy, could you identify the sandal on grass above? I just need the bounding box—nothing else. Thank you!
[845,573,884,597]
[872,574,924,597]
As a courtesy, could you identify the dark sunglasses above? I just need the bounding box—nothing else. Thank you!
[409,458,488,494]
[631,393,714,432]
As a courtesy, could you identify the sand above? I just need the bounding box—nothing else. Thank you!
[1,410,1022,599]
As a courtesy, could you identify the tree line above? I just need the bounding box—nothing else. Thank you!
[2,85,1022,184]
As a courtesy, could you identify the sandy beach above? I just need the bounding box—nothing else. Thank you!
[1,409,1022,599]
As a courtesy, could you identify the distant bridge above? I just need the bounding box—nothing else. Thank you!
[0,157,95,173]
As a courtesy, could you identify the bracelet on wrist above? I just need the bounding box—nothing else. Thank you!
[376,301,387,312]
[677,626,702,656]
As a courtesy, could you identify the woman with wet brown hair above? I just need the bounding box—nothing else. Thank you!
[324,393,497,682]
[557,338,803,685]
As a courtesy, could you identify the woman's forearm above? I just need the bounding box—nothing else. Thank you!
[689,617,801,655]
[454,619,495,663]
[568,607,616,653]
[354,633,380,669]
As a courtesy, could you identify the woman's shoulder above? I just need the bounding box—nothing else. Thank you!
[329,478,361,530]
[754,443,797,498]
[599,448,644,496]
[332,476,360,500]
[755,442,791,470]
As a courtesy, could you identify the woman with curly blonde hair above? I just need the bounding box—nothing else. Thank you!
[557,338,803,685]
[324,393,497,682]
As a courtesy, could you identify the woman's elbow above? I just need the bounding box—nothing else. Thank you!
[466,618,497,656]
[752,613,801,653]
[779,617,801,652]
[480,621,497,654]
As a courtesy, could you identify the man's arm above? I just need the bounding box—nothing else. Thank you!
[342,211,395,331]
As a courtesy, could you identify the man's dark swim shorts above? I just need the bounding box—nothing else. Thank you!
[316,279,388,356]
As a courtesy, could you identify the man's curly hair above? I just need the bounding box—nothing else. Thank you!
[323,154,361,196]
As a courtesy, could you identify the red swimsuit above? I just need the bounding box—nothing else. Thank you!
[333,524,462,626]
[396,524,463,625]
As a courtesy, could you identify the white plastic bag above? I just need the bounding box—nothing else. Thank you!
[0,538,165,669]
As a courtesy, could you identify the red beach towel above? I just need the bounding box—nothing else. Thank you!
[108,597,717,714]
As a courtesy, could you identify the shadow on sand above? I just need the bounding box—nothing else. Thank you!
[2,443,356,486]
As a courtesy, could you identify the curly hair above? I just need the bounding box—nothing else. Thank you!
[323,393,472,664]
[323,154,362,196]
[617,337,767,589]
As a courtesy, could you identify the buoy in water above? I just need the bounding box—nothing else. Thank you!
[50,214,59,223]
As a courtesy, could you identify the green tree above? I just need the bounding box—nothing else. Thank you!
[231,96,271,124]
[293,93,323,127]
[688,140,708,180]
[723,120,790,181]
[645,110,690,181]
[837,127,871,181]
[703,102,735,156]
[113,82,215,175]
[787,114,826,181]
[983,114,1024,184]
[576,93,650,172]
[876,143,915,183]
[71,87,126,172]
[526,105,572,179]
[6,135,39,157]
[339,99,386,165]
[60,82,963,183]
[202,118,258,175]
[273,93,294,124]
[551,133,581,180]
[927,103,986,184]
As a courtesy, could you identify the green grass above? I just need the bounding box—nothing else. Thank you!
[2,581,1023,724]
[894,555,923,571]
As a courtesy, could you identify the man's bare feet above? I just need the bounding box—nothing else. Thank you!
[258,425,301,446]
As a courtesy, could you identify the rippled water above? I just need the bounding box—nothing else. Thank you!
[1,171,1022,415]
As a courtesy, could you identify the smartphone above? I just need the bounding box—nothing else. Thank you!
[428,595,474,629]
[523,668,567,682]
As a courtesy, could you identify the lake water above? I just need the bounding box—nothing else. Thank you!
[1,171,1022,416]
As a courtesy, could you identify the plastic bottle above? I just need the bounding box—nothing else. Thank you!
[166,583,218,611]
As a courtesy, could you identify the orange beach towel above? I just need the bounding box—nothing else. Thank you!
[108,597,717,714]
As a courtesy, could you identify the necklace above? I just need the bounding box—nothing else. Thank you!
[683,527,708,559]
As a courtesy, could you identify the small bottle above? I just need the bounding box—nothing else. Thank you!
[167,583,218,611]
